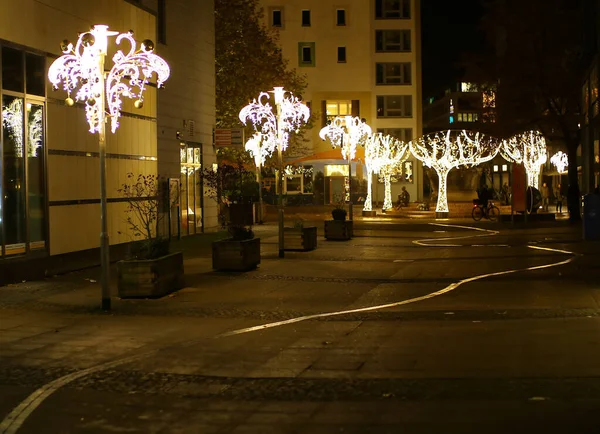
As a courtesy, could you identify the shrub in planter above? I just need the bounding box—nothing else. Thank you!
[116,173,184,299]
[212,223,261,271]
[331,207,347,221]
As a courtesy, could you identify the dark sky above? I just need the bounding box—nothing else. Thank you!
[421,0,487,99]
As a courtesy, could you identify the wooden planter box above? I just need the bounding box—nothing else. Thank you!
[284,226,318,251]
[324,220,353,240]
[212,238,261,271]
[117,252,184,299]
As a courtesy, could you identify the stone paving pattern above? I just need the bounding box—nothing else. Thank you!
[1,219,599,433]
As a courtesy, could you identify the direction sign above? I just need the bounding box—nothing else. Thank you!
[215,128,245,147]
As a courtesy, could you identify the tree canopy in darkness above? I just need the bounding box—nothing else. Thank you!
[421,0,486,98]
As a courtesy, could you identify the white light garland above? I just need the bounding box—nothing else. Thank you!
[550,150,568,174]
[409,130,499,213]
[319,116,372,161]
[48,25,170,134]
[2,98,24,157]
[501,130,547,189]
[28,106,43,157]
[363,133,408,211]
[239,88,310,158]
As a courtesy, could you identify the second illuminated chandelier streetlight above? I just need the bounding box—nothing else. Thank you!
[239,87,310,258]
[319,116,371,220]
[48,25,170,311]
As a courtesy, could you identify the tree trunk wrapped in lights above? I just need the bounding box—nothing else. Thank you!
[363,133,391,212]
[369,135,409,211]
[409,130,499,213]
[500,130,547,189]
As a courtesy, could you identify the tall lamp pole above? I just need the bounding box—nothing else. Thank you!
[48,25,170,311]
[319,116,372,220]
[239,87,310,258]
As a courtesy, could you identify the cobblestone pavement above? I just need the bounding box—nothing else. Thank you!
[1,220,600,433]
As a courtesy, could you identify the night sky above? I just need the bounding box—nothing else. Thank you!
[421,0,487,99]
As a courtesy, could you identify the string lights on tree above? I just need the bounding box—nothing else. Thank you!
[319,116,371,220]
[409,130,499,213]
[48,25,170,311]
[500,130,547,189]
[239,87,310,257]
[363,134,408,212]
[550,150,568,174]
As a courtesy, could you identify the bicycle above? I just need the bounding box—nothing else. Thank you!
[472,199,500,222]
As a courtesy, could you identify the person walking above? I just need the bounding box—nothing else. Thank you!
[555,184,563,213]
[541,182,550,212]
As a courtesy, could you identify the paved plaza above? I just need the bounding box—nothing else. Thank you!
[1,218,599,433]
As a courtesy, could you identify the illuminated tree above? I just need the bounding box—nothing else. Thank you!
[379,138,409,211]
[550,151,568,174]
[500,130,547,189]
[409,130,499,213]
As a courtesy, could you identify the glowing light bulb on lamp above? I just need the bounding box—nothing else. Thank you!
[550,151,568,174]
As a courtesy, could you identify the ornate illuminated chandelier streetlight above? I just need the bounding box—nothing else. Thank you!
[550,151,568,174]
[48,25,170,311]
[319,116,371,220]
[500,130,547,189]
[410,130,499,215]
[239,87,310,258]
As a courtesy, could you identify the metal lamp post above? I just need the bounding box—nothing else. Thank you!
[239,87,310,258]
[319,116,372,220]
[48,25,170,311]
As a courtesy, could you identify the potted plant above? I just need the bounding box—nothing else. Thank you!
[212,223,261,271]
[116,173,184,298]
[284,217,318,251]
[325,195,353,240]
[198,164,262,271]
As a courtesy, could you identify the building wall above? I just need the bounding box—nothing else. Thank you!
[259,0,423,201]
[156,0,218,232]
[0,0,159,258]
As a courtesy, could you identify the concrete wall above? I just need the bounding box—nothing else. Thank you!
[157,0,218,231]
[1,0,158,256]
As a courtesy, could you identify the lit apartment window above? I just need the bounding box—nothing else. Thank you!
[272,9,283,27]
[376,63,411,85]
[375,0,411,19]
[377,128,413,142]
[375,30,411,52]
[337,47,346,63]
[298,42,316,67]
[376,95,412,118]
[337,9,346,26]
[326,100,352,123]
[302,10,311,26]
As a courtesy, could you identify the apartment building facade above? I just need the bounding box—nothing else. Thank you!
[0,0,216,284]
[260,0,423,204]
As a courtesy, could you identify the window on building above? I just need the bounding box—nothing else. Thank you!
[302,10,311,26]
[298,42,316,67]
[375,0,411,19]
[376,95,412,118]
[337,47,346,63]
[1,48,47,256]
[326,100,352,123]
[337,9,346,25]
[376,63,411,85]
[377,128,413,142]
[272,9,283,27]
[179,145,203,235]
[375,30,411,52]
[2,47,24,92]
